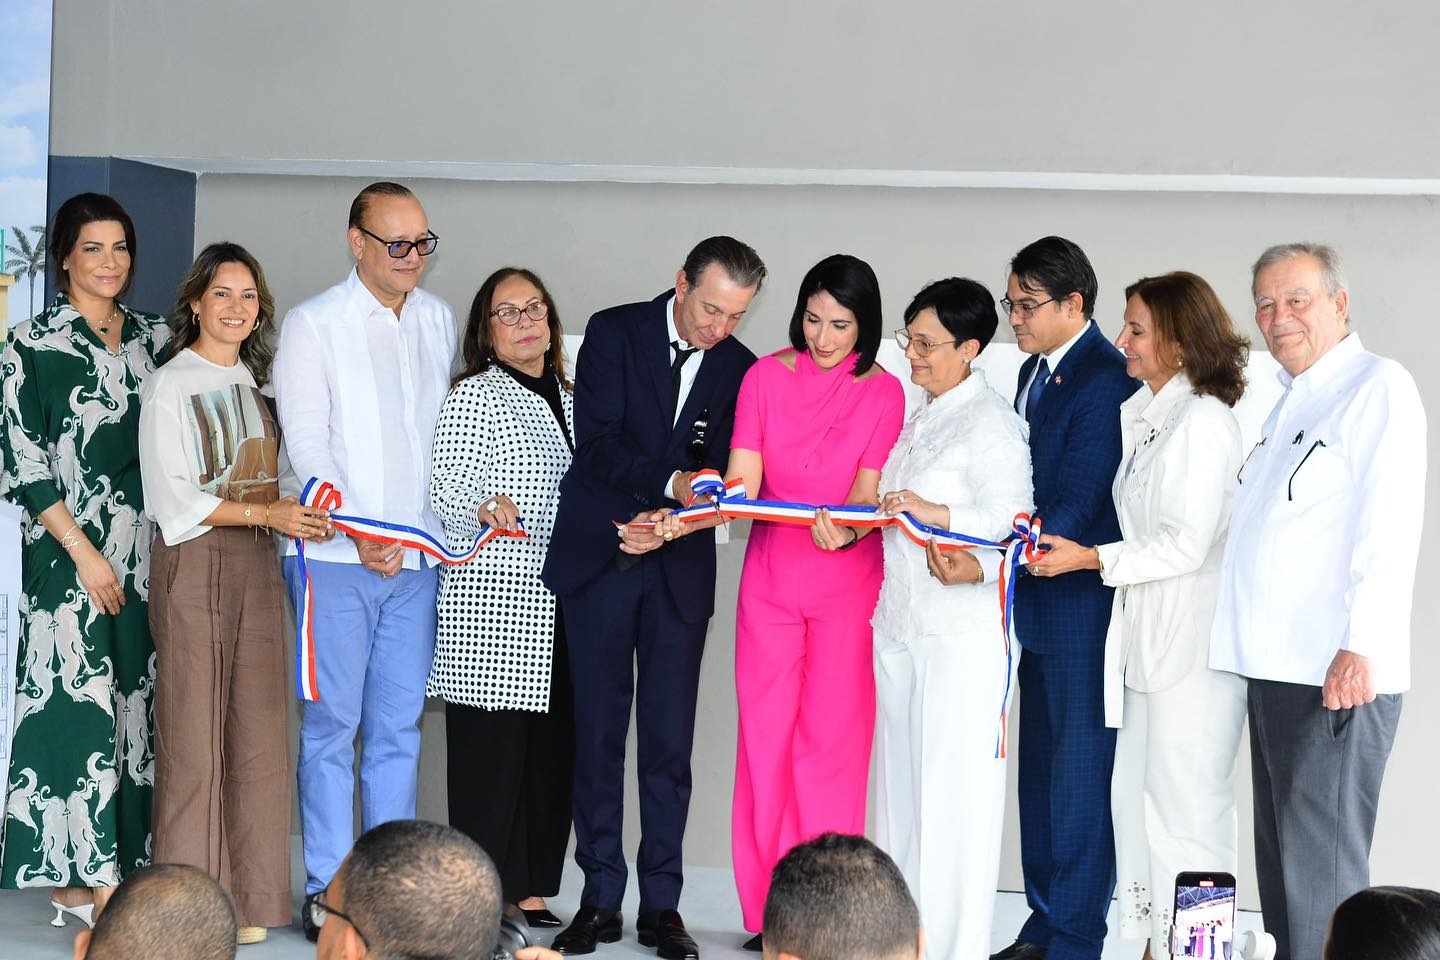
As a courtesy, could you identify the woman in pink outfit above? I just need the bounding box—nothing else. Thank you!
[668,254,904,948]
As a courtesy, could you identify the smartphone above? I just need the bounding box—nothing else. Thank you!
[1172,871,1237,960]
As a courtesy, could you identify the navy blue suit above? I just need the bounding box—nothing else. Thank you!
[542,291,755,913]
[1012,322,1137,960]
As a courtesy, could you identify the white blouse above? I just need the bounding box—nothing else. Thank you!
[139,349,280,546]
[427,365,574,711]
[1096,372,1242,727]
[872,368,1033,640]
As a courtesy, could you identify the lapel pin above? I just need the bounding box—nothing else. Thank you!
[1054,375,1064,385]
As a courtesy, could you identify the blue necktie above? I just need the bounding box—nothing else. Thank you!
[1024,357,1050,421]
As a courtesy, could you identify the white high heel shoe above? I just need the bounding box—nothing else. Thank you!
[50,899,95,928]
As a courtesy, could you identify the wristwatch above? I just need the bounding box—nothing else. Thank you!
[836,527,861,551]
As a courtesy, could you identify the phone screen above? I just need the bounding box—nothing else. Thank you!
[1172,874,1237,960]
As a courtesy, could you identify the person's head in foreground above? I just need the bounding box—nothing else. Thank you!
[762,834,922,960]
[74,863,236,960]
[313,819,503,960]
[1324,886,1440,960]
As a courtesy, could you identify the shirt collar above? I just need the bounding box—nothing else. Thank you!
[1123,370,1193,428]
[924,366,990,416]
[1042,319,1092,370]
[344,266,406,318]
[1277,331,1364,391]
[664,294,690,349]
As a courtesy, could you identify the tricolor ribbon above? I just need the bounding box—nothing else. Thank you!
[626,469,1044,757]
[293,477,527,701]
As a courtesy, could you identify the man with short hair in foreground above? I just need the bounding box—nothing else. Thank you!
[761,833,922,960]
[73,863,236,960]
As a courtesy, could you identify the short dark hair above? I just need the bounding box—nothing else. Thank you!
[1124,272,1249,407]
[85,863,236,960]
[49,192,139,300]
[903,277,999,355]
[680,236,767,293]
[1009,235,1099,319]
[787,254,884,377]
[348,181,417,230]
[341,820,504,960]
[456,266,571,390]
[165,242,278,386]
[1326,886,1440,960]
[763,834,919,960]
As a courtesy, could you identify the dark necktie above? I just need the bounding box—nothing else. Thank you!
[670,340,699,420]
[1024,357,1050,422]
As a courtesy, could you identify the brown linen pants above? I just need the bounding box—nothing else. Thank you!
[150,526,292,927]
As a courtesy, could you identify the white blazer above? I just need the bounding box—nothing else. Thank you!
[1096,372,1243,727]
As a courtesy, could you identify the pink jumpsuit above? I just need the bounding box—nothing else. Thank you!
[729,350,905,931]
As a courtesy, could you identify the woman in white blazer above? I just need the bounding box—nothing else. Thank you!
[871,278,1033,960]
[1031,272,1250,960]
[428,267,575,928]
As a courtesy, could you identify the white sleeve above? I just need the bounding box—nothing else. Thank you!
[272,307,344,488]
[139,374,223,543]
[946,406,1034,585]
[429,379,493,542]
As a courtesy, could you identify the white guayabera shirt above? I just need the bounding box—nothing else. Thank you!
[272,268,458,570]
[1208,334,1427,692]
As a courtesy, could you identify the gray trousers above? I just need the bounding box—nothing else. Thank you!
[1247,679,1402,960]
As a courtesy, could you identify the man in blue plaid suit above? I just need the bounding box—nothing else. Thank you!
[992,237,1137,960]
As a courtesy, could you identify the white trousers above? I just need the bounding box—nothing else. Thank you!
[1112,663,1246,950]
[875,629,1015,960]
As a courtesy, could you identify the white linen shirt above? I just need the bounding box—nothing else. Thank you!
[272,268,458,568]
[1095,373,1243,727]
[1209,334,1426,692]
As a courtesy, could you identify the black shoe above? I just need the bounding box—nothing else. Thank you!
[743,933,763,952]
[523,907,565,928]
[638,910,700,960]
[553,906,622,955]
[990,942,1047,960]
[301,893,321,943]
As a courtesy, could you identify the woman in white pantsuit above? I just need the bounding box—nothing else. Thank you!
[1032,272,1250,960]
[872,278,1033,960]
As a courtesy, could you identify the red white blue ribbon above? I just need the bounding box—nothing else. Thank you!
[630,470,1044,757]
[293,477,527,701]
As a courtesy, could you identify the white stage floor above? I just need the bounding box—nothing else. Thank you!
[0,843,1264,960]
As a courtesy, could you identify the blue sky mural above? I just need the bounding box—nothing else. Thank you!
[1,0,52,326]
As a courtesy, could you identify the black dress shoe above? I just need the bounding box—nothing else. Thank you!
[990,941,1047,960]
[553,906,622,955]
[523,907,564,928]
[743,933,763,952]
[302,892,321,943]
[637,910,700,960]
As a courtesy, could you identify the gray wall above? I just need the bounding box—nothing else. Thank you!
[193,174,1440,902]
[49,0,1440,913]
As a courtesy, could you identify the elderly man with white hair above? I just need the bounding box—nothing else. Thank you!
[1210,243,1426,960]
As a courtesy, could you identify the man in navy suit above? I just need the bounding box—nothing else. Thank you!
[542,237,765,960]
[990,237,1136,960]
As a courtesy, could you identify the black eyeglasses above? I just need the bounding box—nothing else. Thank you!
[356,224,439,259]
[490,301,550,325]
[308,894,370,949]
[999,296,1056,320]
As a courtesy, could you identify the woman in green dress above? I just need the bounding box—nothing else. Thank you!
[0,193,169,926]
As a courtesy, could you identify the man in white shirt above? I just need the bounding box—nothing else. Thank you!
[271,181,457,942]
[1210,243,1426,960]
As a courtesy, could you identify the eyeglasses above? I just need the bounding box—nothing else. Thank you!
[894,329,959,357]
[490,301,550,325]
[308,895,370,948]
[355,224,439,259]
[999,296,1056,320]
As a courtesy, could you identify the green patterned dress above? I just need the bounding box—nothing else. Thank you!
[0,293,168,888]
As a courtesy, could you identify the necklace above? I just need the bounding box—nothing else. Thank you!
[86,306,120,336]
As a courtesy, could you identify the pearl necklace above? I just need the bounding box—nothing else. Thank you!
[86,306,120,337]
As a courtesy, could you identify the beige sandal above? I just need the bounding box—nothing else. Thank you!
[236,925,268,945]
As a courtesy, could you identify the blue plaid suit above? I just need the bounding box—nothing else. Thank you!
[1013,322,1137,960]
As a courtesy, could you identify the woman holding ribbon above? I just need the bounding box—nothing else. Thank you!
[139,242,331,944]
[869,277,1033,960]
[1030,271,1248,960]
[428,267,575,928]
[0,194,168,924]
[666,253,904,946]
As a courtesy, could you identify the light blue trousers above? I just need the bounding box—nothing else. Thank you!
[283,557,439,893]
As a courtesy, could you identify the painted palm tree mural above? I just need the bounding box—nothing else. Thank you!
[5,226,46,318]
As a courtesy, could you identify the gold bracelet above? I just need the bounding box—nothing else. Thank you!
[243,504,254,525]
[58,523,84,551]
[264,503,272,532]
